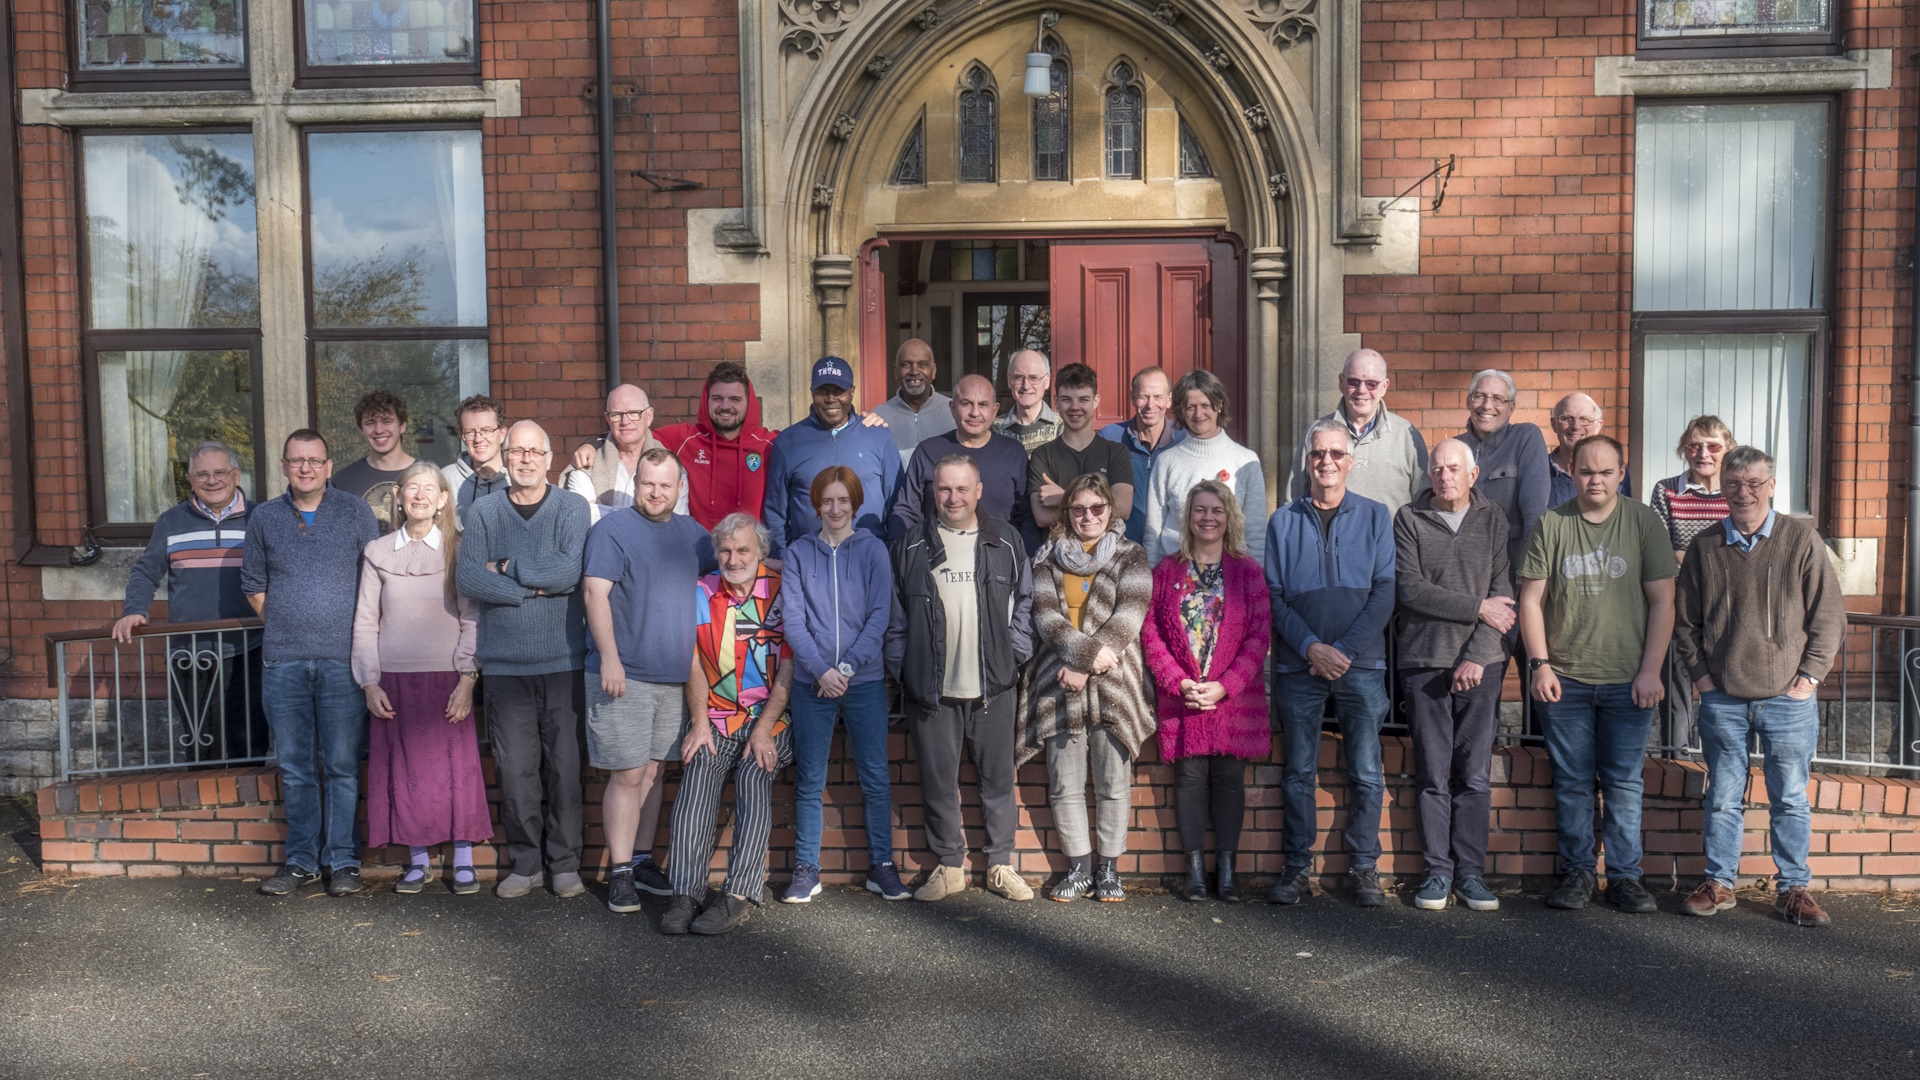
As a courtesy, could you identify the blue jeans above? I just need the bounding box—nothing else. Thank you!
[789,678,894,869]
[1698,689,1819,890]
[1277,668,1388,870]
[1538,677,1653,881]
[262,659,366,873]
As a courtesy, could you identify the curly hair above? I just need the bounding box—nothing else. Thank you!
[353,389,409,428]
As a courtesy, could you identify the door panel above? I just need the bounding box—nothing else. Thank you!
[1050,239,1244,434]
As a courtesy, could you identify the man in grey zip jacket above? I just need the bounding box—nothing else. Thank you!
[884,455,1035,902]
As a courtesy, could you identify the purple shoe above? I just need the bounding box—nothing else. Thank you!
[865,861,911,901]
[783,863,823,904]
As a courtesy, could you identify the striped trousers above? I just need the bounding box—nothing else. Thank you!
[668,724,794,901]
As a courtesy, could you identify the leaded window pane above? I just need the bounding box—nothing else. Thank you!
[84,132,259,329]
[1643,0,1829,38]
[1033,55,1069,181]
[1105,67,1141,180]
[958,67,997,183]
[890,121,925,185]
[1178,117,1213,179]
[307,129,487,327]
[315,339,488,468]
[303,0,476,67]
[79,0,247,70]
[98,347,255,523]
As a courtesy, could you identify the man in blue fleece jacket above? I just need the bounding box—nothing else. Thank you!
[1263,419,1397,909]
[761,356,901,556]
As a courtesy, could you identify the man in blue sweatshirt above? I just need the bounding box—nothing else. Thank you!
[114,440,267,762]
[761,356,901,556]
[242,430,382,898]
[1263,419,1397,909]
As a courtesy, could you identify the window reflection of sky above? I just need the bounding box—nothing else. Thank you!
[307,129,486,327]
[84,133,258,328]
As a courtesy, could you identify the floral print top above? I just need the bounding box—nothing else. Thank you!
[1179,559,1226,675]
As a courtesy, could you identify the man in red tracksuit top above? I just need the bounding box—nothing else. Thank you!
[653,361,778,530]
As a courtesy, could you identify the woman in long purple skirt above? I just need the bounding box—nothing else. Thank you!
[351,461,492,894]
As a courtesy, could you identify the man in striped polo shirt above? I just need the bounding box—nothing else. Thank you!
[114,440,267,762]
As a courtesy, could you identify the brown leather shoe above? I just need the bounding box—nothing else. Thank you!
[1774,886,1831,927]
[1681,880,1736,917]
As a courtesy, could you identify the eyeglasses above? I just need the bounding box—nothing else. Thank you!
[462,424,503,439]
[1344,378,1383,392]
[1467,392,1512,407]
[504,447,550,460]
[283,458,328,470]
[1308,449,1351,462]
[1684,441,1728,454]
[1009,374,1047,386]
[1721,478,1773,493]
[606,408,652,423]
[188,469,237,483]
[1068,503,1110,517]
[1553,414,1601,428]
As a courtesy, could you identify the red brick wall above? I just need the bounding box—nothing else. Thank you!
[1349,0,1918,614]
[34,734,1920,892]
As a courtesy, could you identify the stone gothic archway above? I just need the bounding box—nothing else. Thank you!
[700,1,1377,497]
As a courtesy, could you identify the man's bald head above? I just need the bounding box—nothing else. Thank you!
[1549,392,1604,451]
[604,383,653,451]
[894,338,938,401]
[1341,349,1388,381]
[950,373,999,440]
[1339,348,1390,425]
[606,383,649,412]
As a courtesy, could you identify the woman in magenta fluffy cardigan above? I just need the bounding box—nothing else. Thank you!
[1142,479,1272,904]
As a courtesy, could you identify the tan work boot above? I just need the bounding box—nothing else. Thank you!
[915,864,967,902]
[985,864,1035,901]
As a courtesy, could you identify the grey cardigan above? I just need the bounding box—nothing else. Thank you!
[1460,421,1551,587]
[1392,489,1513,669]
[454,485,590,676]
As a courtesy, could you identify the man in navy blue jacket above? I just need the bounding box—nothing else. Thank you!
[113,440,267,762]
[1263,419,1397,909]
[761,356,901,556]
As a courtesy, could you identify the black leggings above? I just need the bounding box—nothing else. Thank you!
[1174,754,1246,852]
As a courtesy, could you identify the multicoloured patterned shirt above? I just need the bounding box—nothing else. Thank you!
[1649,475,1730,554]
[694,566,791,736]
[1179,559,1226,675]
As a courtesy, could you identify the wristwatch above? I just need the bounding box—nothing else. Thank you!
[836,662,855,679]
[1528,658,1552,672]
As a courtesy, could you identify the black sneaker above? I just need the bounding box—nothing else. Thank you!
[326,866,364,897]
[660,893,700,935]
[1547,869,1596,910]
[690,893,753,935]
[1267,864,1312,905]
[1351,867,1386,908]
[1093,858,1125,902]
[1049,868,1094,902]
[259,863,319,896]
[631,858,672,896]
[1605,876,1658,914]
[606,870,641,914]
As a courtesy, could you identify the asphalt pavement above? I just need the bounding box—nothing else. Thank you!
[1,797,1916,1080]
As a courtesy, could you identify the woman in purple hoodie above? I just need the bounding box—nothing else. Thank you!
[779,466,909,903]
[1142,480,1272,903]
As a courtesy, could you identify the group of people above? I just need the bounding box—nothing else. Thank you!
[114,342,1846,935]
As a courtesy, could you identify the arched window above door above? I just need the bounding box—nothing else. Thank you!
[1104,61,1143,180]
[958,64,997,183]
[1032,39,1069,182]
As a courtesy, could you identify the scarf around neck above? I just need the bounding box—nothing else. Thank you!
[1038,528,1121,577]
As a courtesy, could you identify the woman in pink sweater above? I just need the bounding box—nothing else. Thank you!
[351,461,490,895]
[1142,479,1272,903]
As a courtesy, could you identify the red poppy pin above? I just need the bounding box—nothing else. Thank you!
[1216,469,1230,481]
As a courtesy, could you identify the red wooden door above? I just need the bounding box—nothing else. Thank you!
[1048,238,1244,434]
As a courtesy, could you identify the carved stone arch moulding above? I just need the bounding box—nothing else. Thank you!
[779,0,866,60]
[1241,0,1317,49]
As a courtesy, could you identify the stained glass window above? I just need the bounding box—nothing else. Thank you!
[958,66,997,183]
[303,0,476,67]
[80,0,247,72]
[890,121,925,185]
[1178,117,1213,179]
[1643,0,1829,39]
[1032,49,1069,182]
[1105,65,1142,180]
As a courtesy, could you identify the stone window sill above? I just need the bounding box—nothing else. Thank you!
[1594,49,1892,97]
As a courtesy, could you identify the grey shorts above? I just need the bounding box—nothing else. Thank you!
[585,678,686,770]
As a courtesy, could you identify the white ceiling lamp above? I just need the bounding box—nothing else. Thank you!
[1023,13,1054,98]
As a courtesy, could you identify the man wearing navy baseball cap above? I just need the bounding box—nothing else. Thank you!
[761,356,902,555]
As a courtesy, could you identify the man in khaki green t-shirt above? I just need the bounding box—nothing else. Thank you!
[1518,435,1677,916]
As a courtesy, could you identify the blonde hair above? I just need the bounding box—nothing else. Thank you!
[1674,415,1735,459]
[395,461,461,604]
[1178,479,1247,564]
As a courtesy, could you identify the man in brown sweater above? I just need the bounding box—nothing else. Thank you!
[1674,445,1845,927]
